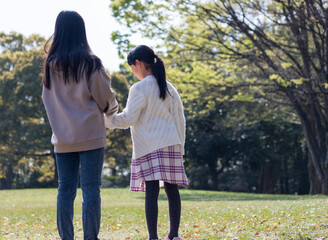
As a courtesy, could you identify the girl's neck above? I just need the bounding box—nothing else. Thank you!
[140,70,152,80]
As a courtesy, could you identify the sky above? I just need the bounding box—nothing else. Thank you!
[0,0,123,72]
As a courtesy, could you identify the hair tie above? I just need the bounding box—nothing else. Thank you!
[154,54,158,63]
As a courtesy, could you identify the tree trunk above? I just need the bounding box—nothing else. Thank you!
[0,164,13,189]
[258,163,280,194]
[308,156,322,194]
[295,101,328,195]
[279,158,290,194]
[208,164,218,190]
[284,158,290,194]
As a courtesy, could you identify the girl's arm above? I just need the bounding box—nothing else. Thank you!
[104,84,146,129]
[176,95,186,155]
[90,67,118,116]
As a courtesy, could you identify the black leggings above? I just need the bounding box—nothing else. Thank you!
[145,180,181,240]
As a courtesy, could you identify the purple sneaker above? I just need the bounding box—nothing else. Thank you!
[164,237,181,240]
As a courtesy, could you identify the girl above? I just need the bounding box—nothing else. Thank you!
[42,11,118,240]
[105,45,188,240]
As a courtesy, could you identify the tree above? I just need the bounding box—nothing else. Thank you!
[183,94,308,194]
[104,70,133,187]
[0,32,53,189]
[109,0,328,194]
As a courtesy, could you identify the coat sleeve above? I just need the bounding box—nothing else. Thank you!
[104,84,146,129]
[90,67,118,116]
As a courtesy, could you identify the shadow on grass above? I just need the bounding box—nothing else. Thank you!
[135,189,327,202]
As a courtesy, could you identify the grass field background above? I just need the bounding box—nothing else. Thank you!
[0,188,327,239]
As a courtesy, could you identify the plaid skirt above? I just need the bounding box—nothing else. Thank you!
[130,145,188,192]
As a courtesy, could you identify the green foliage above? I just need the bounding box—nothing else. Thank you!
[110,0,178,57]
[0,32,53,189]
[0,32,136,190]
[184,98,308,194]
[104,71,132,187]
[0,32,136,189]
[1,0,325,194]
[0,188,327,239]
[109,0,328,194]
[0,32,24,52]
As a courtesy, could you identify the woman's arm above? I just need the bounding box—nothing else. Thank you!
[104,84,146,129]
[90,67,118,116]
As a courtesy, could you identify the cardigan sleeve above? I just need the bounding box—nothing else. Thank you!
[104,84,146,129]
[175,94,186,155]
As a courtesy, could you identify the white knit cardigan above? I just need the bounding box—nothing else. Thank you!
[105,75,185,159]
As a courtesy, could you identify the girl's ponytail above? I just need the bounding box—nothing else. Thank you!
[152,55,168,100]
[127,45,170,100]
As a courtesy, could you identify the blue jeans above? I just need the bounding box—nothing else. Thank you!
[55,147,104,240]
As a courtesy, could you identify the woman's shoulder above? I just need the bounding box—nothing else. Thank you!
[48,58,60,71]
[91,55,103,69]
[47,54,103,72]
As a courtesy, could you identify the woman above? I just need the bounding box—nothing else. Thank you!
[42,11,117,240]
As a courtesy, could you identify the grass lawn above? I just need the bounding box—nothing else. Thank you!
[0,188,327,239]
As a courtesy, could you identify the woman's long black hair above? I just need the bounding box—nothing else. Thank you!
[127,45,169,100]
[42,11,101,89]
